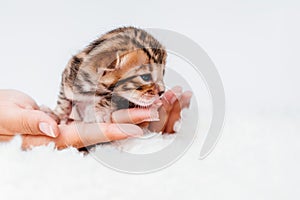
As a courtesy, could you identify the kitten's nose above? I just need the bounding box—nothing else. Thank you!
[158,91,164,96]
[156,82,165,96]
[155,82,165,96]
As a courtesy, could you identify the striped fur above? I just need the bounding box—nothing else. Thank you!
[48,27,167,123]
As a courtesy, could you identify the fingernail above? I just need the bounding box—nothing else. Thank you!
[39,122,56,138]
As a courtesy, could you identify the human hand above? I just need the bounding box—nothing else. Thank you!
[18,106,163,149]
[0,87,192,150]
[148,86,192,133]
[111,86,193,133]
[0,89,59,138]
[0,90,150,149]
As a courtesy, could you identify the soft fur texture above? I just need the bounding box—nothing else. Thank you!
[0,113,298,200]
[45,27,167,123]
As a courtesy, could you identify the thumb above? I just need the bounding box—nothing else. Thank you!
[17,109,60,137]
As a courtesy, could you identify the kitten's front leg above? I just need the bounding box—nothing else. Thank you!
[94,99,113,123]
[40,87,72,124]
[40,105,61,124]
[40,96,72,124]
[53,97,72,123]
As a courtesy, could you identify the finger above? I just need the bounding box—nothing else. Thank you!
[0,134,52,149]
[0,134,54,150]
[17,96,39,110]
[21,123,143,150]
[0,135,14,142]
[0,89,40,110]
[148,103,170,132]
[163,86,183,106]
[148,86,182,132]
[111,108,159,124]
[14,109,59,137]
[39,105,61,124]
[164,91,192,133]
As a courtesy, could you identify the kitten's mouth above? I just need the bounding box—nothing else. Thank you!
[128,101,143,108]
[112,95,157,109]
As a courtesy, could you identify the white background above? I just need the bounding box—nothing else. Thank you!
[0,0,299,199]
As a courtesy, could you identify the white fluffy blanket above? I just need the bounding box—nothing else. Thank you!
[0,113,298,200]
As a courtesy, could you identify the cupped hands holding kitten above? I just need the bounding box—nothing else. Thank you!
[0,87,191,150]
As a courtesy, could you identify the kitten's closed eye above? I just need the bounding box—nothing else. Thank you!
[140,74,152,82]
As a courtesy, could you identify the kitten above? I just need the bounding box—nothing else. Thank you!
[44,27,167,124]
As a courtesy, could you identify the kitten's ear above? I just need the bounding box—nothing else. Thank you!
[85,50,124,72]
[108,51,132,69]
[116,50,149,71]
[85,49,148,75]
[115,51,122,68]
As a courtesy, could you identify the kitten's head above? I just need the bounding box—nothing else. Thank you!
[110,49,166,108]
[84,27,167,108]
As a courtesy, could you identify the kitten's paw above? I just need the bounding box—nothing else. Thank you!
[40,105,61,124]
[94,110,112,123]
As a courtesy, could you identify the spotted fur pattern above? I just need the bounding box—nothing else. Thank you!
[48,27,167,123]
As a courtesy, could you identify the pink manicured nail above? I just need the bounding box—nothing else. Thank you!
[39,122,56,138]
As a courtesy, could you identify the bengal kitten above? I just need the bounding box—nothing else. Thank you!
[44,27,167,124]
